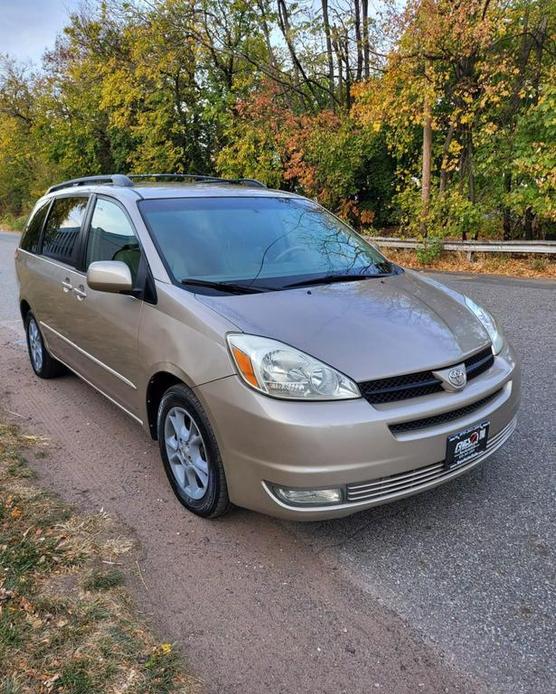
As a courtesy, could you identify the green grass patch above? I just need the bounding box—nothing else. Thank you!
[1,675,22,694]
[83,568,125,592]
[0,421,197,693]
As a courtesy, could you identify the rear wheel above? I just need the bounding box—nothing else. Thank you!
[25,312,65,379]
[157,384,231,518]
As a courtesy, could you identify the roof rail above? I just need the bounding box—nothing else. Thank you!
[47,174,133,194]
[127,173,266,188]
[46,172,266,195]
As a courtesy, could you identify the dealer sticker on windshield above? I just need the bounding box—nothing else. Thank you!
[445,421,489,470]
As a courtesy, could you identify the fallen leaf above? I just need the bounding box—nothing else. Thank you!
[43,673,61,690]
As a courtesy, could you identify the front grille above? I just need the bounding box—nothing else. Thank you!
[465,348,495,380]
[359,346,494,404]
[389,389,502,434]
[346,417,516,504]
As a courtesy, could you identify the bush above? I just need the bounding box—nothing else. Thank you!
[395,187,488,243]
[416,237,444,264]
[0,212,28,232]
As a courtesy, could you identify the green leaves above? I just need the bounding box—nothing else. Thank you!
[0,0,553,239]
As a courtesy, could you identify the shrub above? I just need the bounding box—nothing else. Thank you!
[416,237,444,264]
[395,187,488,243]
[0,212,28,232]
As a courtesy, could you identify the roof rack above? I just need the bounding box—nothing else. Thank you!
[46,173,266,194]
[47,174,133,194]
[127,174,266,188]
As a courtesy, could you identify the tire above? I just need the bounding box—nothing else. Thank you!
[25,312,65,379]
[157,384,231,518]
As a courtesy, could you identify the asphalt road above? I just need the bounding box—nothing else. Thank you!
[1,230,554,693]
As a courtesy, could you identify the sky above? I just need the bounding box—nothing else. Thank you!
[0,0,79,64]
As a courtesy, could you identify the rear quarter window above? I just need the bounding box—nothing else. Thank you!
[20,202,50,253]
[42,196,88,264]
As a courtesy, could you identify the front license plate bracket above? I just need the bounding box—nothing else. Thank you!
[445,421,489,470]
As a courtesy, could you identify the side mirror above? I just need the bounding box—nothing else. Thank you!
[87,260,133,294]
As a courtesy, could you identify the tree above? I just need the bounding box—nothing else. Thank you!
[0,0,553,242]
[0,57,39,214]
[353,0,555,240]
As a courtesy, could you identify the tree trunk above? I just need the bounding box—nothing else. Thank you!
[421,90,432,236]
[503,171,512,240]
[361,0,370,78]
[354,0,363,81]
[532,16,548,104]
[321,0,335,108]
[524,207,534,240]
[343,33,352,109]
[257,1,278,70]
[333,36,343,105]
[465,130,478,240]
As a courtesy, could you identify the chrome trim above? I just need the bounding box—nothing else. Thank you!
[346,417,517,503]
[18,248,86,276]
[39,321,136,390]
[348,463,445,496]
[262,416,517,514]
[48,352,143,425]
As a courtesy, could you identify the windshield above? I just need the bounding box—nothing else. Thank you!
[139,196,397,293]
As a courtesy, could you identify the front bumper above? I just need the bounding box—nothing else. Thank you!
[195,344,520,520]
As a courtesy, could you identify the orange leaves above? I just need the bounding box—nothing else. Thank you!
[221,80,352,209]
[3,494,23,521]
[220,85,375,223]
[360,209,376,225]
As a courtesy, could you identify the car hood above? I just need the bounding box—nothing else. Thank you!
[196,271,491,382]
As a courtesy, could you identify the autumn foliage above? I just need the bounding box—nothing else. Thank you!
[0,0,554,241]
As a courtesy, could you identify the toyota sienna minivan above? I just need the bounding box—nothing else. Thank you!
[15,174,520,520]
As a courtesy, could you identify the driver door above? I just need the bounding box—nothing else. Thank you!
[66,196,144,419]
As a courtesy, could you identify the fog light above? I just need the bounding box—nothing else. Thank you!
[272,485,343,506]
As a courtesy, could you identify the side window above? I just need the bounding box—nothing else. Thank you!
[86,199,141,283]
[42,197,88,263]
[20,202,50,253]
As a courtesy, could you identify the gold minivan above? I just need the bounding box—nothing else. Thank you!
[15,174,520,520]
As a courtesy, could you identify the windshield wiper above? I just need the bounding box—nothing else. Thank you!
[284,273,390,289]
[180,277,268,294]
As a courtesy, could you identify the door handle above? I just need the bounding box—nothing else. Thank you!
[61,278,72,293]
[74,285,87,301]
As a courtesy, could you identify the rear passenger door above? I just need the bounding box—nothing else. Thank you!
[65,196,145,418]
[31,195,90,368]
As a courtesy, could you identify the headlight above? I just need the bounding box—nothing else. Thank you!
[227,334,360,400]
[464,297,504,354]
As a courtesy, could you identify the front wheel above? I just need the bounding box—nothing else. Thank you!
[25,312,65,379]
[157,384,231,518]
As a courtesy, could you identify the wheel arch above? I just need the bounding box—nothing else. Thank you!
[20,299,31,321]
[146,366,193,439]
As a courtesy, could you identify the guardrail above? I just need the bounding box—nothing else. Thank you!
[366,236,556,259]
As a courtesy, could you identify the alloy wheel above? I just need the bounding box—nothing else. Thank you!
[28,318,43,372]
[164,406,209,500]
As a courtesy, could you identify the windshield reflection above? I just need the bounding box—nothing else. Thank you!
[140,196,397,293]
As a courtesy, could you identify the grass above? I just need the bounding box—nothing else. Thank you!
[0,213,27,232]
[83,568,125,592]
[0,422,198,693]
[379,247,556,280]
